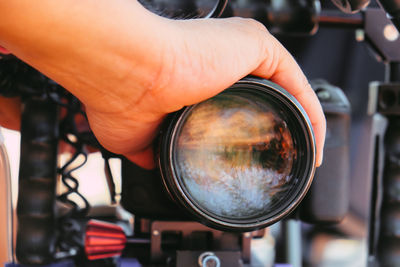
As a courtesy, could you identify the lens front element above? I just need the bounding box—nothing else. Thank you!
[160,79,315,231]
[175,92,296,219]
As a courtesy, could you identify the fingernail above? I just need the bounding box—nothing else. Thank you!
[316,151,323,167]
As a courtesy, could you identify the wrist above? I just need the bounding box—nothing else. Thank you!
[0,0,179,113]
[78,5,182,114]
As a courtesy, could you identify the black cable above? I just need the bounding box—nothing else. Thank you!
[58,150,90,216]
[102,154,117,204]
[56,96,92,219]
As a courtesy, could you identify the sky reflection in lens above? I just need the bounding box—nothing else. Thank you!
[174,92,297,219]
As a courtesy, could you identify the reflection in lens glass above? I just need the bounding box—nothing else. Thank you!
[173,91,297,220]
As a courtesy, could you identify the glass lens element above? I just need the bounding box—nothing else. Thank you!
[139,0,216,18]
[173,91,298,220]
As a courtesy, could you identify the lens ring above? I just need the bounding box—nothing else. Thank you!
[140,0,227,19]
[205,0,228,18]
[159,77,316,231]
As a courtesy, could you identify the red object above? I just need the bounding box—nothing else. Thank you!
[0,46,10,54]
[85,220,127,260]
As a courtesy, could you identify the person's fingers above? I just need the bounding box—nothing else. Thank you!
[291,88,325,166]
[252,34,326,166]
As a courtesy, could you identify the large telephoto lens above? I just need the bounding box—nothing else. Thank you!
[159,77,316,231]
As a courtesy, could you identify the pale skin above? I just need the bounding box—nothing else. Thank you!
[0,0,326,169]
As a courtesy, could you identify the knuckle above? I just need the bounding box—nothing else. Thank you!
[227,17,269,33]
[245,18,268,32]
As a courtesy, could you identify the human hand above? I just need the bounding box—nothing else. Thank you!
[85,16,325,168]
[0,0,325,169]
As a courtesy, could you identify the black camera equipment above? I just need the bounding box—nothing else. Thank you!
[160,78,316,231]
[1,0,399,266]
[330,0,400,30]
[141,0,320,35]
[298,80,351,224]
[363,8,400,265]
[122,77,316,233]
[120,79,349,265]
[0,52,320,265]
[138,0,228,18]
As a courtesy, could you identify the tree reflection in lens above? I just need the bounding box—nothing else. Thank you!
[174,93,297,219]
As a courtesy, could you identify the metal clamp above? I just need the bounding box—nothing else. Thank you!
[198,252,221,267]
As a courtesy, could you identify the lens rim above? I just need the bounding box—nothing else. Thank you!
[159,77,316,231]
[205,0,228,18]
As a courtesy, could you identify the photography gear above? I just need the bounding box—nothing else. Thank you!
[141,0,320,35]
[377,0,400,31]
[298,80,351,224]
[122,77,316,232]
[2,0,398,266]
[229,0,320,35]
[138,0,228,18]
[330,0,370,14]
[16,98,60,265]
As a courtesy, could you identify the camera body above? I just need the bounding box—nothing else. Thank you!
[120,79,351,227]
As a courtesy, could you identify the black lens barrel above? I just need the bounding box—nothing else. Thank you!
[158,77,316,231]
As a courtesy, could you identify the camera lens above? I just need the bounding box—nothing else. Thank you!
[159,78,315,231]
